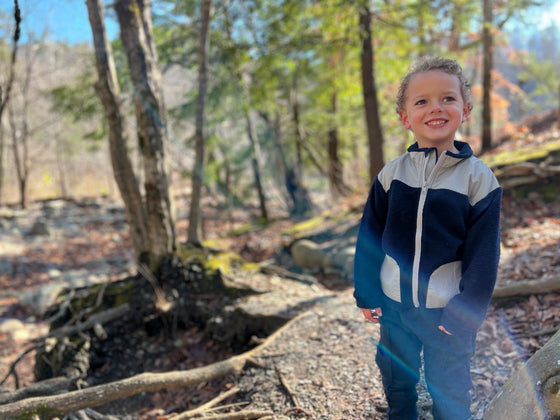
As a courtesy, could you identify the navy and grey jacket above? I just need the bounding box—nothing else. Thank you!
[353,141,502,335]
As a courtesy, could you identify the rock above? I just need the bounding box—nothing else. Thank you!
[291,239,332,269]
[0,318,29,341]
[30,220,50,236]
[0,260,13,276]
[19,281,66,317]
[0,207,15,219]
[333,246,355,274]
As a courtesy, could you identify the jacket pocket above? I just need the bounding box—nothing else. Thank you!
[380,254,401,303]
[426,261,462,308]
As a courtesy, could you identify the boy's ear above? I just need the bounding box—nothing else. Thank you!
[399,110,411,129]
[462,103,472,122]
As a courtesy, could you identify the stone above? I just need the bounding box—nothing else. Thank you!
[290,239,332,269]
[30,221,50,236]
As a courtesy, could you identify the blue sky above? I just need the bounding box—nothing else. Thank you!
[1,0,119,44]
[1,0,559,45]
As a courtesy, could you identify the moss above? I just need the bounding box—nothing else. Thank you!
[482,139,560,169]
[13,404,59,419]
[282,216,325,237]
[176,243,208,263]
[204,251,242,275]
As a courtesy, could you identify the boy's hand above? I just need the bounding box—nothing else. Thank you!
[438,325,452,335]
[362,308,382,323]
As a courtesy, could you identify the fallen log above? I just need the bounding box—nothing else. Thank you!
[492,276,560,299]
[483,329,560,420]
[0,311,310,419]
[0,377,75,405]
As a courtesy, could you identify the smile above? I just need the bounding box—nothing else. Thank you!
[426,119,447,126]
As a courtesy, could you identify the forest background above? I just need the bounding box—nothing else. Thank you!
[0,0,559,218]
[0,0,560,418]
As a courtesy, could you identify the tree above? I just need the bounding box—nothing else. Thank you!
[114,0,176,261]
[0,0,20,206]
[481,0,493,152]
[359,2,385,182]
[8,36,37,209]
[86,0,151,263]
[187,0,212,245]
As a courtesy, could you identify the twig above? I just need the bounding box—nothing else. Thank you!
[67,282,109,326]
[47,303,130,340]
[170,386,241,419]
[275,364,313,418]
[0,346,35,389]
[137,263,173,312]
[181,410,273,420]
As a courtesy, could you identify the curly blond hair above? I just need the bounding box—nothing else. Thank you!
[395,56,472,114]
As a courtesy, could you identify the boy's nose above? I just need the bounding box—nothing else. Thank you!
[430,102,443,112]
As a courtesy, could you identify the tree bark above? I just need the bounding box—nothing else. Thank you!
[86,0,151,262]
[484,329,560,420]
[262,111,312,216]
[0,0,21,206]
[359,4,385,182]
[115,0,176,262]
[188,0,212,245]
[481,0,493,152]
[328,92,351,198]
[492,276,560,299]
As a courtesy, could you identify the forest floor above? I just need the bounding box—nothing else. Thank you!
[1,128,560,419]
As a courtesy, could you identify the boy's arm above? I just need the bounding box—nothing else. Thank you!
[440,186,502,335]
[353,177,388,309]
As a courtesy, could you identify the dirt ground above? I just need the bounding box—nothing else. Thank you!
[1,188,559,419]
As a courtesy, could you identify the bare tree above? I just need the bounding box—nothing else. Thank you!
[114,0,176,261]
[86,0,151,262]
[188,0,212,245]
[0,0,21,206]
[8,36,37,209]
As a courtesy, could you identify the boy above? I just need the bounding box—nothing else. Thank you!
[353,56,502,419]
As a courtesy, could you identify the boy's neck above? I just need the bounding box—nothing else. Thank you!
[417,140,459,157]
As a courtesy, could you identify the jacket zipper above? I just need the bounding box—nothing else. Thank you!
[411,152,441,307]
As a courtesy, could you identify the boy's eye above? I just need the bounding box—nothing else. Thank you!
[414,99,426,105]
[443,96,456,102]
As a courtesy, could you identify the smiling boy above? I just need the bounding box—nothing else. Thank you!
[354,57,502,419]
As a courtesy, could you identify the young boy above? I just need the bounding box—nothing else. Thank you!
[353,56,502,419]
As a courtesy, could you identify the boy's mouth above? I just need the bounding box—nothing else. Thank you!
[425,119,447,127]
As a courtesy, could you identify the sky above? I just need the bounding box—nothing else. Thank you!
[0,0,119,44]
[1,0,559,45]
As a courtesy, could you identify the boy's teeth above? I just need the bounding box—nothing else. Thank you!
[427,120,445,125]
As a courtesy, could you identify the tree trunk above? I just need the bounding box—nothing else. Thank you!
[481,0,493,152]
[8,99,29,209]
[188,0,212,245]
[115,0,176,262]
[483,329,560,420]
[0,0,21,206]
[328,92,351,199]
[244,105,268,221]
[260,111,312,217]
[359,4,385,182]
[86,0,151,263]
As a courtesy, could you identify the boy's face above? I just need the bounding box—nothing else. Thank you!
[398,70,470,152]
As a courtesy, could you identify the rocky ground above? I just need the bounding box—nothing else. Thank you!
[1,129,560,419]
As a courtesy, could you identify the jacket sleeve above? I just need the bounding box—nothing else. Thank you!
[353,177,389,309]
[440,185,502,335]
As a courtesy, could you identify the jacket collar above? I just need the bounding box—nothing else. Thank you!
[407,140,473,161]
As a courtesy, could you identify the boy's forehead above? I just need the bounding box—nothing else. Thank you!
[408,70,461,93]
